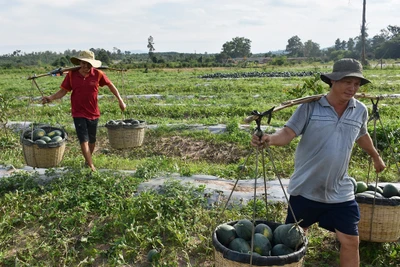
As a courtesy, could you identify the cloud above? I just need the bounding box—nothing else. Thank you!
[0,0,399,54]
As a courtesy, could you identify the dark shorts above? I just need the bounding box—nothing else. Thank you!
[285,195,360,236]
[73,117,99,144]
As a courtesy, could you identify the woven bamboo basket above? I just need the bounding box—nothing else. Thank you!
[213,220,307,267]
[21,126,67,168]
[356,194,400,242]
[105,119,146,149]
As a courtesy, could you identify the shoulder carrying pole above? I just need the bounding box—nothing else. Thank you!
[27,66,127,80]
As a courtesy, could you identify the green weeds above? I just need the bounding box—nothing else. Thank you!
[0,65,399,265]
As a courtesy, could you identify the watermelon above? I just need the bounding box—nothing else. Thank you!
[107,120,117,126]
[363,191,384,198]
[255,223,273,241]
[271,244,294,256]
[367,184,384,195]
[50,136,63,143]
[216,224,237,247]
[228,238,251,253]
[356,192,377,198]
[382,184,400,198]
[34,139,47,145]
[147,248,160,262]
[40,136,52,143]
[273,223,304,250]
[356,181,368,193]
[47,130,62,138]
[252,233,272,256]
[32,128,46,140]
[234,219,254,241]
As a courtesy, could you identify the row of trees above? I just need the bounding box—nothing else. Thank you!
[284,25,400,60]
[219,25,400,62]
[0,25,399,69]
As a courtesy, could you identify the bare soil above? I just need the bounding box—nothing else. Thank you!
[143,135,246,164]
[92,133,248,165]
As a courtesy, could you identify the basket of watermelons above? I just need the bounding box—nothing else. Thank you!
[105,119,146,149]
[212,219,308,267]
[353,179,400,242]
[20,125,67,168]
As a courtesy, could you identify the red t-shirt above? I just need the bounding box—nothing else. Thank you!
[61,68,111,120]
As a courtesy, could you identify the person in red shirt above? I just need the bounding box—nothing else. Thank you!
[42,50,126,171]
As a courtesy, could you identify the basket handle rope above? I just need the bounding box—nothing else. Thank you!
[216,107,305,267]
[24,77,47,169]
[248,108,301,225]
[364,98,400,241]
[29,77,66,130]
[113,68,138,122]
[116,68,128,121]
[25,77,68,168]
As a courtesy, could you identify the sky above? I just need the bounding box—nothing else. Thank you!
[0,0,398,55]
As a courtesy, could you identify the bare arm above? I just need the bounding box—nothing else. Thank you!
[107,82,126,112]
[42,88,68,103]
[356,133,386,173]
[251,126,296,148]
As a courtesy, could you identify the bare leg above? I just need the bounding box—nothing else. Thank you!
[89,142,95,155]
[80,141,96,172]
[335,229,360,267]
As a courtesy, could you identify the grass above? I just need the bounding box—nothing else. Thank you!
[0,63,399,266]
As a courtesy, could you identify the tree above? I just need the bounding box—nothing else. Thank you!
[334,38,343,50]
[113,47,121,55]
[220,37,252,58]
[147,36,156,62]
[387,25,400,37]
[145,36,157,69]
[51,56,69,67]
[12,50,22,57]
[341,40,347,50]
[285,36,304,57]
[303,40,321,57]
[215,52,229,63]
[147,36,155,53]
[353,34,371,59]
[347,38,355,51]
[371,31,388,51]
[96,49,110,65]
[375,34,400,59]
[370,25,400,58]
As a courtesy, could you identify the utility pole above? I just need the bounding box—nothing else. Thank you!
[361,0,367,65]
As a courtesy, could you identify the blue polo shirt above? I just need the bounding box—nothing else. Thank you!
[285,96,368,203]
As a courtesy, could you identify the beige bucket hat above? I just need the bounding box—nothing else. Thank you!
[70,50,102,68]
[320,58,371,86]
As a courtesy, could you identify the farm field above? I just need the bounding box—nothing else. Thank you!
[0,62,399,266]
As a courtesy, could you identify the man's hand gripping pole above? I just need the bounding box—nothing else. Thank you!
[244,107,275,140]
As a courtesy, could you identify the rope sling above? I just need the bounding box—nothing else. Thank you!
[213,93,400,266]
[359,99,400,242]
[104,68,147,149]
[214,107,307,267]
[20,74,68,169]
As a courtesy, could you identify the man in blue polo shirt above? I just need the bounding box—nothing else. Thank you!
[251,58,386,267]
